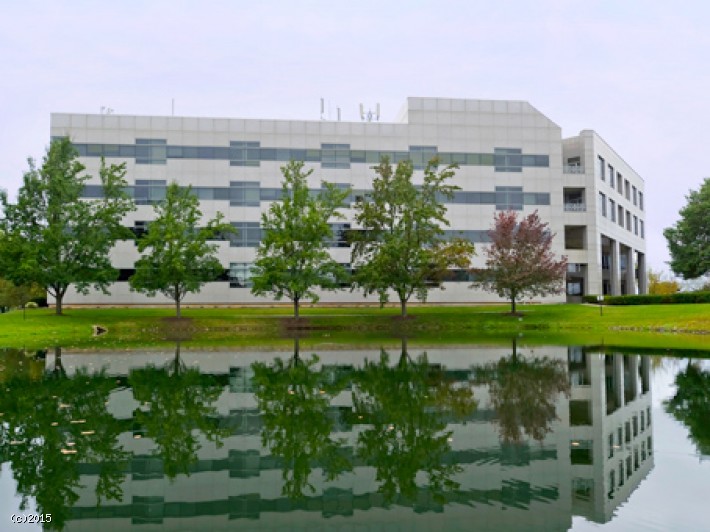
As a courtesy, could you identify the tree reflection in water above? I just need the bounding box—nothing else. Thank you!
[252,339,352,498]
[128,341,228,479]
[665,360,710,456]
[472,340,570,444]
[0,347,129,530]
[352,339,477,504]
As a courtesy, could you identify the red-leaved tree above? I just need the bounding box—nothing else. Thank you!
[474,210,567,313]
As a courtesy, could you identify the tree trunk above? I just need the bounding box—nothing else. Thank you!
[400,298,407,317]
[510,295,517,314]
[53,286,65,315]
[175,286,181,318]
[294,298,300,319]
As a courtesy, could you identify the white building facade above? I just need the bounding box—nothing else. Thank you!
[50,97,647,306]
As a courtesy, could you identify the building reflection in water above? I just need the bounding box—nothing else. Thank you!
[0,342,655,531]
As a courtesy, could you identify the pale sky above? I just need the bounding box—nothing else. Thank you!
[1,0,708,275]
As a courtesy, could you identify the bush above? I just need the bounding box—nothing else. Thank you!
[24,301,39,309]
[30,296,48,307]
[584,292,710,305]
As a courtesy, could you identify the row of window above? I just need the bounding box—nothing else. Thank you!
[607,407,651,461]
[129,221,492,248]
[84,183,551,209]
[118,264,480,288]
[608,436,652,496]
[598,192,645,238]
[597,155,643,210]
[66,138,550,171]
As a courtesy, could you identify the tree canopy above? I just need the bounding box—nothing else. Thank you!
[129,182,234,317]
[664,361,710,456]
[664,178,710,279]
[351,157,475,316]
[251,161,349,318]
[0,137,134,314]
[474,210,567,313]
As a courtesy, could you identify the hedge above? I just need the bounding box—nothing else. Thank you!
[583,292,710,305]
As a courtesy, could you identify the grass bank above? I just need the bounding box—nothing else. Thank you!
[0,303,708,351]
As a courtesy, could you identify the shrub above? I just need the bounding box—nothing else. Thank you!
[584,292,710,305]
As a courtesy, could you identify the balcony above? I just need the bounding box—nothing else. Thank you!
[564,165,585,174]
[565,202,586,212]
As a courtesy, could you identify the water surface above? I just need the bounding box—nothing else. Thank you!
[1,342,709,531]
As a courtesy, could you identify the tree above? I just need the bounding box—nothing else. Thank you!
[352,340,476,504]
[129,182,234,317]
[474,210,567,314]
[0,278,44,312]
[351,157,475,317]
[664,178,710,279]
[251,340,351,498]
[471,341,569,444]
[664,360,710,456]
[0,361,131,530]
[251,161,349,318]
[0,138,134,315]
[647,269,680,295]
[128,343,228,479]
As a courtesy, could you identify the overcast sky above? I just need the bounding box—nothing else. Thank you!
[1,0,708,275]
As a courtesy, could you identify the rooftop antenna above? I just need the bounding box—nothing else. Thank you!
[359,103,380,122]
[337,107,341,121]
[100,106,114,115]
[320,98,325,120]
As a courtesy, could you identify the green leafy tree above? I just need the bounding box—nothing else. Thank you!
[472,342,569,443]
[474,210,567,314]
[251,161,349,318]
[352,340,476,504]
[0,355,130,530]
[351,157,475,317]
[664,178,710,279]
[129,182,234,317]
[251,340,351,498]
[0,138,135,315]
[128,343,228,479]
[0,278,44,312]
[664,360,710,456]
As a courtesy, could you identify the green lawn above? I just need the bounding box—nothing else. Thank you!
[0,303,708,351]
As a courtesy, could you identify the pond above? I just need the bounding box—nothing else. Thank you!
[1,341,709,531]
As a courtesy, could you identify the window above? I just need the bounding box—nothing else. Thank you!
[494,148,523,172]
[640,220,645,238]
[135,139,166,165]
[229,263,254,288]
[599,192,607,217]
[610,199,616,222]
[134,180,166,205]
[625,180,631,200]
[229,222,261,247]
[230,181,260,207]
[639,191,644,211]
[634,215,638,235]
[327,223,351,247]
[410,145,438,169]
[230,141,260,166]
[322,143,350,169]
[618,206,624,227]
[597,156,605,180]
[617,172,623,194]
[632,185,638,206]
[496,186,523,210]
[626,211,632,231]
[608,164,615,188]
